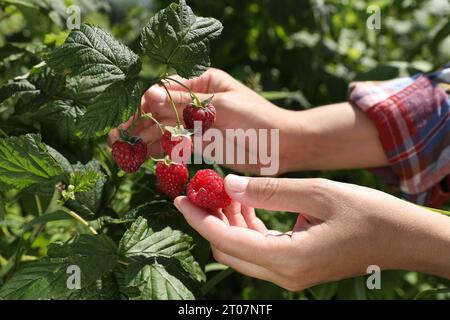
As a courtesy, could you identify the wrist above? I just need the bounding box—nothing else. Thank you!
[277,109,318,174]
[406,211,450,279]
[382,205,450,279]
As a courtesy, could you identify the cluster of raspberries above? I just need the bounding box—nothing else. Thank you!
[112,99,231,209]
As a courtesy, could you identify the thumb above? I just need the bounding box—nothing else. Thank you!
[224,175,335,219]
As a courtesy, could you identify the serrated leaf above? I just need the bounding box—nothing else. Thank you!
[0,235,119,299]
[0,134,63,191]
[65,161,106,218]
[28,67,66,98]
[69,169,103,193]
[47,234,118,286]
[45,24,141,81]
[0,79,39,105]
[141,0,223,78]
[124,259,195,300]
[0,258,70,299]
[119,216,205,283]
[67,272,122,300]
[78,80,142,137]
[125,201,210,274]
[46,145,73,173]
[66,75,114,107]
[29,100,85,145]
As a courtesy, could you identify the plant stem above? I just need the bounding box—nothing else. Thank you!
[201,267,234,296]
[161,82,182,126]
[420,205,450,217]
[34,195,43,216]
[61,207,98,235]
[28,187,61,246]
[118,260,129,266]
[165,76,202,106]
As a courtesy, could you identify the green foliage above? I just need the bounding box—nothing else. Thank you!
[78,80,143,137]
[140,0,223,78]
[0,258,72,299]
[45,24,141,81]
[0,0,449,301]
[0,134,63,191]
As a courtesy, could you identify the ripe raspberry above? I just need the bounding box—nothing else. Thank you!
[187,169,232,209]
[112,139,147,173]
[155,161,189,198]
[161,130,192,162]
[183,103,216,133]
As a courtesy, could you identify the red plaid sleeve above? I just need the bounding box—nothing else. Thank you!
[348,68,450,208]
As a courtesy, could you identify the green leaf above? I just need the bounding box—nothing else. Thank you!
[140,0,223,78]
[0,134,63,191]
[65,161,107,218]
[78,80,143,137]
[67,272,122,300]
[0,258,70,299]
[24,210,71,230]
[119,216,205,283]
[69,169,103,193]
[124,259,195,300]
[28,67,66,98]
[26,100,85,145]
[66,75,115,107]
[45,24,141,81]
[0,79,39,105]
[125,201,210,273]
[0,234,119,299]
[46,145,73,173]
[47,234,118,286]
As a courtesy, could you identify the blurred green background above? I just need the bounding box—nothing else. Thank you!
[0,0,449,299]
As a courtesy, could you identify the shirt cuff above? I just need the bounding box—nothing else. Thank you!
[348,70,450,207]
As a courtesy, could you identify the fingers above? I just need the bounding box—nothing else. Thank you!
[174,196,282,266]
[163,69,231,93]
[143,85,213,120]
[211,247,279,283]
[241,205,267,232]
[224,175,335,220]
[163,74,210,93]
[222,201,247,227]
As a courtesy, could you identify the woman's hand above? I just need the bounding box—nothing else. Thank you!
[109,67,388,175]
[174,175,450,291]
[108,68,297,175]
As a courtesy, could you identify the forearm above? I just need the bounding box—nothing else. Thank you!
[280,102,388,173]
[400,209,450,279]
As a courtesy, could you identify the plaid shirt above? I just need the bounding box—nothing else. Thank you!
[348,65,450,208]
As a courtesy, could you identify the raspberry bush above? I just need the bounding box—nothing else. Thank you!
[0,0,226,300]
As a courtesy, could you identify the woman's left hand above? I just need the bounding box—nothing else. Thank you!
[175,175,450,291]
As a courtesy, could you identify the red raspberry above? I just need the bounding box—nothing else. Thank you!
[155,161,189,198]
[161,130,192,162]
[112,139,147,173]
[187,169,232,209]
[183,103,216,133]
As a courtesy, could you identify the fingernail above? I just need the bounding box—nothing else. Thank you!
[146,86,166,102]
[225,175,249,194]
[173,200,183,212]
